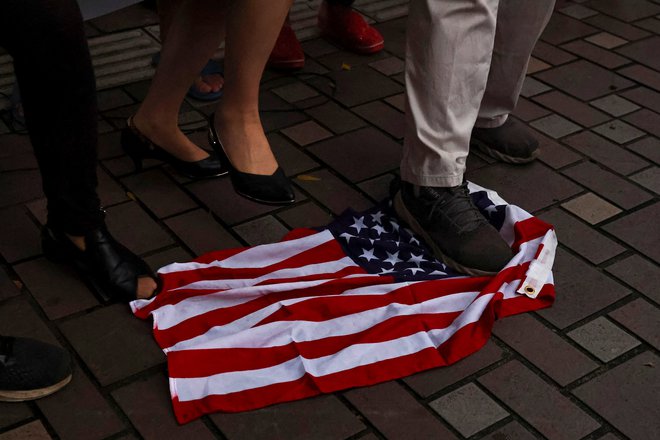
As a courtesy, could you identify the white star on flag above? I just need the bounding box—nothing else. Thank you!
[371,211,385,224]
[378,267,395,275]
[350,216,367,234]
[409,236,420,245]
[340,233,354,243]
[384,251,403,267]
[359,248,377,262]
[405,267,425,275]
[390,221,400,232]
[408,253,427,266]
[372,224,387,236]
[485,205,498,215]
[429,270,447,276]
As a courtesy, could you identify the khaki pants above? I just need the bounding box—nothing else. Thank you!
[401,0,556,187]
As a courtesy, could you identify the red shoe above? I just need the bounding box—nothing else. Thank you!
[268,20,305,70]
[317,1,384,54]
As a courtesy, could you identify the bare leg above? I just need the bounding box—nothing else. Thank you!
[214,0,293,175]
[133,0,226,162]
[157,0,224,95]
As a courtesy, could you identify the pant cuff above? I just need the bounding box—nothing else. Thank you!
[400,170,463,188]
[475,113,508,129]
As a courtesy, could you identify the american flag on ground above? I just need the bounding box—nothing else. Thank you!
[131,182,557,424]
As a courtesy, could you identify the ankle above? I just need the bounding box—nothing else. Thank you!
[65,234,86,252]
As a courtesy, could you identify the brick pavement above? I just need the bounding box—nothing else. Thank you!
[1,1,659,439]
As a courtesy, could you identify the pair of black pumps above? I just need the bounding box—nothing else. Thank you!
[121,116,295,206]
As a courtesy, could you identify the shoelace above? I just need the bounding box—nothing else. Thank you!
[424,184,487,234]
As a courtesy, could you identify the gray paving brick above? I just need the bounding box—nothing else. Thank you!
[573,351,660,440]
[609,298,660,350]
[14,258,98,320]
[561,192,622,224]
[479,360,600,440]
[430,383,508,437]
[0,421,50,440]
[307,127,402,182]
[272,82,319,103]
[281,120,333,146]
[294,169,373,215]
[112,373,216,440]
[564,131,649,175]
[233,216,290,246]
[605,254,660,304]
[537,248,630,329]
[593,120,646,144]
[536,60,634,101]
[631,166,660,194]
[59,304,165,386]
[568,316,640,362]
[603,202,660,264]
[562,161,653,210]
[305,101,367,134]
[404,340,503,398]
[585,32,628,49]
[276,202,333,230]
[591,95,640,116]
[468,162,582,213]
[493,313,598,385]
[211,395,365,440]
[165,209,240,256]
[345,382,458,440]
[37,365,125,440]
[539,208,626,264]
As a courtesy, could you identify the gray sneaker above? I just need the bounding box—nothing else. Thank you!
[394,182,512,275]
[471,118,539,164]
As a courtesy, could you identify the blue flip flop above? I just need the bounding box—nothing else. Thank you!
[187,59,224,101]
[151,53,224,102]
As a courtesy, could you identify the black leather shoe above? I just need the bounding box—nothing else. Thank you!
[207,115,295,206]
[42,225,155,303]
[121,116,228,179]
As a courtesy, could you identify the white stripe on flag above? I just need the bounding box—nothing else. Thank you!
[165,286,480,352]
[158,230,336,274]
[172,293,495,400]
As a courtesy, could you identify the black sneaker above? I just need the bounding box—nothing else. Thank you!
[471,118,539,164]
[0,336,72,402]
[393,182,512,275]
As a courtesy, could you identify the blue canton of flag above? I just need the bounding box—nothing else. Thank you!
[324,201,457,281]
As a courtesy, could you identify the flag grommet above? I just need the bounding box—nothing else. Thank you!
[524,286,536,295]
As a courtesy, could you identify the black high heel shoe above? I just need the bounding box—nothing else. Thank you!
[121,116,228,179]
[42,223,156,303]
[207,114,295,206]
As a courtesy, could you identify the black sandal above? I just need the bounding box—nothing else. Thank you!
[42,224,157,303]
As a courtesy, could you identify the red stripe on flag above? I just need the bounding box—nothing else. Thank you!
[170,295,498,423]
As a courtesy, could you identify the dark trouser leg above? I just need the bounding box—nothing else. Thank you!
[0,0,102,235]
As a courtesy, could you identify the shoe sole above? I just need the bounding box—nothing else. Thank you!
[471,137,540,164]
[393,191,497,277]
[0,374,72,402]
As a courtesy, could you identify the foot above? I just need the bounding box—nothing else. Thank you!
[191,72,224,96]
[318,0,384,54]
[268,20,305,70]
[44,225,157,302]
[471,118,540,164]
[0,336,72,402]
[131,113,210,163]
[394,182,512,275]
[213,109,279,176]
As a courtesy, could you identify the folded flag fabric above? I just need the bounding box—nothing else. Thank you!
[131,182,557,424]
